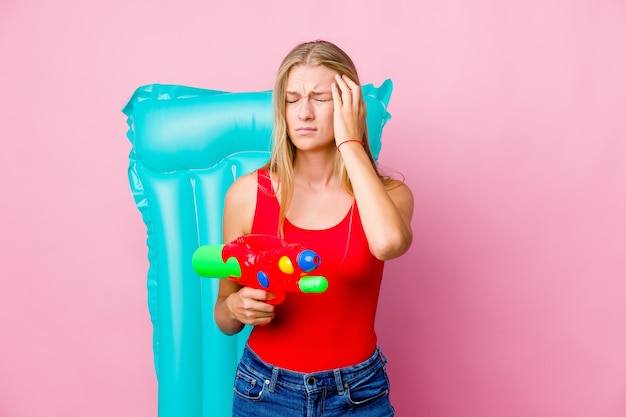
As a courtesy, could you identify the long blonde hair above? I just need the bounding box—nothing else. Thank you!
[266,40,384,234]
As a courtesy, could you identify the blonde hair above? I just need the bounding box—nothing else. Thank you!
[266,40,385,234]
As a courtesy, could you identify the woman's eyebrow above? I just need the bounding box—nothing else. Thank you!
[286,90,331,96]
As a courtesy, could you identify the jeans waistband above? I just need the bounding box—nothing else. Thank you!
[239,344,387,394]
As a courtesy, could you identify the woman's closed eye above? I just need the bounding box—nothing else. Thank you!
[286,90,332,104]
[286,98,330,104]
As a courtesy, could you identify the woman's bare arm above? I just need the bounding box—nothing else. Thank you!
[213,172,276,335]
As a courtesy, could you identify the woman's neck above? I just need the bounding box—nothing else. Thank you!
[292,148,339,190]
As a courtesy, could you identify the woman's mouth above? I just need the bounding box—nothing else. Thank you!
[295,127,317,135]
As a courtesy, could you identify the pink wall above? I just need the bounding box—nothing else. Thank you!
[1,1,625,416]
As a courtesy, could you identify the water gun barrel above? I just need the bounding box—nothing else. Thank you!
[298,275,328,293]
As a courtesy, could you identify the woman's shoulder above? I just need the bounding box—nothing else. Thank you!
[227,170,260,200]
[383,177,411,192]
[223,171,261,238]
[383,177,414,207]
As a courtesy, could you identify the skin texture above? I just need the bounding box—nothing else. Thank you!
[214,64,414,335]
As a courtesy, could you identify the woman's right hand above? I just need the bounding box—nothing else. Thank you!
[224,286,276,327]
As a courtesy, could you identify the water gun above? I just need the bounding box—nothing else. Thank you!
[192,234,328,304]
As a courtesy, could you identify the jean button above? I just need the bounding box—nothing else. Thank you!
[307,377,315,385]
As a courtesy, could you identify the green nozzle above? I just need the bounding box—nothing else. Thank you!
[298,276,328,293]
[192,244,241,278]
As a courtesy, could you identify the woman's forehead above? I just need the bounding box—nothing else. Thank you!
[286,65,337,93]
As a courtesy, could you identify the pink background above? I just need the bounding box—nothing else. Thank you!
[1,1,625,416]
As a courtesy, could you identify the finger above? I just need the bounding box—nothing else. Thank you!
[343,75,363,112]
[257,289,277,303]
[334,74,351,106]
[242,309,274,327]
[237,288,274,311]
[242,287,274,302]
[342,75,362,107]
[247,299,276,313]
[236,298,275,324]
[331,81,342,108]
[243,303,275,317]
[252,314,274,327]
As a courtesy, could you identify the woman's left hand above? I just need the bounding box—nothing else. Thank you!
[331,74,367,147]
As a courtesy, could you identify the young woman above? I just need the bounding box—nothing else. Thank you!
[215,40,414,416]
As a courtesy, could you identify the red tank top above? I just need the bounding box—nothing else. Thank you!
[247,169,385,372]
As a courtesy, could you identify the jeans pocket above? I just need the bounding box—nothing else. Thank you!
[345,364,390,406]
[233,367,266,401]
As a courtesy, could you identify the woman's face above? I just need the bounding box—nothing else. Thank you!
[284,64,337,151]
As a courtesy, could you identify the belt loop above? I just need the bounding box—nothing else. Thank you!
[333,370,345,395]
[269,367,279,393]
[378,347,388,365]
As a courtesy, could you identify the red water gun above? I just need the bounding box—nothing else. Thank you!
[192,234,328,304]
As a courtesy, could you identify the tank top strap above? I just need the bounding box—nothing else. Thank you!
[257,169,272,193]
[252,169,280,236]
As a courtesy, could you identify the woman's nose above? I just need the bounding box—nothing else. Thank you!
[298,99,314,120]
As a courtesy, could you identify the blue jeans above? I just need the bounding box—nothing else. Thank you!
[232,345,395,417]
